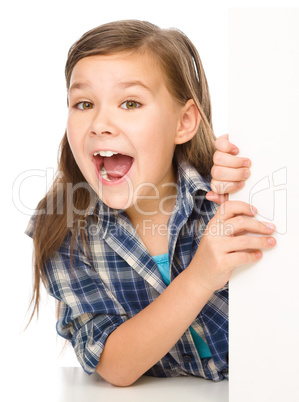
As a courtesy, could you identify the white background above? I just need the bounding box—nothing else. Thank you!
[2,0,298,399]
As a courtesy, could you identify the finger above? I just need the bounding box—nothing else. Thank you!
[211,165,250,182]
[213,150,251,168]
[215,200,257,221]
[206,192,228,204]
[225,250,263,268]
[225,234,276,253]
[224,216,276,236]
[211,179,245,194]
[215,134,239,155]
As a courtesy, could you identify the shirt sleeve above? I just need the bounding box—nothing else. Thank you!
[43,237,128,375]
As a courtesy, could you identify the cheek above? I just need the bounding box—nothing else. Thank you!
[66,115,84,154]
[67,108,89,132]
[133,114,177,163]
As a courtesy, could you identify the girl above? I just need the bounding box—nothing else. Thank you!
[25,20,276,387]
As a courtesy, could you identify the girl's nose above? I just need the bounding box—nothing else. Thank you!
[90,107,119,137]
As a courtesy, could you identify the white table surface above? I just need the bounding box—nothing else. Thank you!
[12,367,228,402]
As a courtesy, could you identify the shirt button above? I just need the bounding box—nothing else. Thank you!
[183,354,192,363]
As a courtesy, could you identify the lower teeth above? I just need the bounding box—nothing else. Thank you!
[101,165,111,181]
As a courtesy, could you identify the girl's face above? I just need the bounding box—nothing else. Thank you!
[67,52,187,214]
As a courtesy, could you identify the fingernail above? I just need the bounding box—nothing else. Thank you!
[255,251,262,259]
[243,169,249,178]
[251,205,258,214]
[268,238,276,246]
[266,223,276,231]
[238,181,245,188]
[232,148,238,154]
[243,160,250,167]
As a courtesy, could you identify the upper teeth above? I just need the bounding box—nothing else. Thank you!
[94,150,118,157]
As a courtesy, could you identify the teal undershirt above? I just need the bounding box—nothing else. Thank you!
[152,253,212,360]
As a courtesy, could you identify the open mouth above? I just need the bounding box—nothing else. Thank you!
[93,150,134,183]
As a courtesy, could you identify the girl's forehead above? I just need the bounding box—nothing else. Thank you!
[69,52,165,87]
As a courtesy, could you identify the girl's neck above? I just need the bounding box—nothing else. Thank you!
[124,168,178,256]
[125,169,178,227]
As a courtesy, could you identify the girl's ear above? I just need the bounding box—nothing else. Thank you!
[174,99,201,145]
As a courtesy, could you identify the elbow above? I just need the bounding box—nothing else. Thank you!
[95,365,139,387]
[109,377,138,388]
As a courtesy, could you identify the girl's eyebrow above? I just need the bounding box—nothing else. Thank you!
[69,80,152,94]
[69,82,90,94]
[116,80,152,93]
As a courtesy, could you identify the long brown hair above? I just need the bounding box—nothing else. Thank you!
[27,19,216,324]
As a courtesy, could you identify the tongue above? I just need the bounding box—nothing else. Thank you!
[103,154,133,178]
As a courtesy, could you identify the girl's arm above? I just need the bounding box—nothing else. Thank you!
[96,201,276,387]
[96,260,213,386]
[206,134,251,204]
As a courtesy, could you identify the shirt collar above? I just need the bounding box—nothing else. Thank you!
[175,160,212,219]
[176,160,211,196]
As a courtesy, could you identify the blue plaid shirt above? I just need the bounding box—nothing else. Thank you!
[25,161,228,381]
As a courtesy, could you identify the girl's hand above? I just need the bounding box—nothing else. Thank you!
[189,200,276,293]
[206,134,251,204]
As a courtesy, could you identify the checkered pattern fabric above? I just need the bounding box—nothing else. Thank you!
[25,161,228,380]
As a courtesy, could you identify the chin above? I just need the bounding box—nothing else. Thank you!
[100,193,134,211]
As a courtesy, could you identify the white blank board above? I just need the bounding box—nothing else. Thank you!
[229,8,299,402]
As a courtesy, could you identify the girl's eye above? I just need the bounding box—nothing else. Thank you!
[121,100,141,110]
[76,102,94,110]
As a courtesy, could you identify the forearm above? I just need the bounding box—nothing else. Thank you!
[95,266,213,387]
